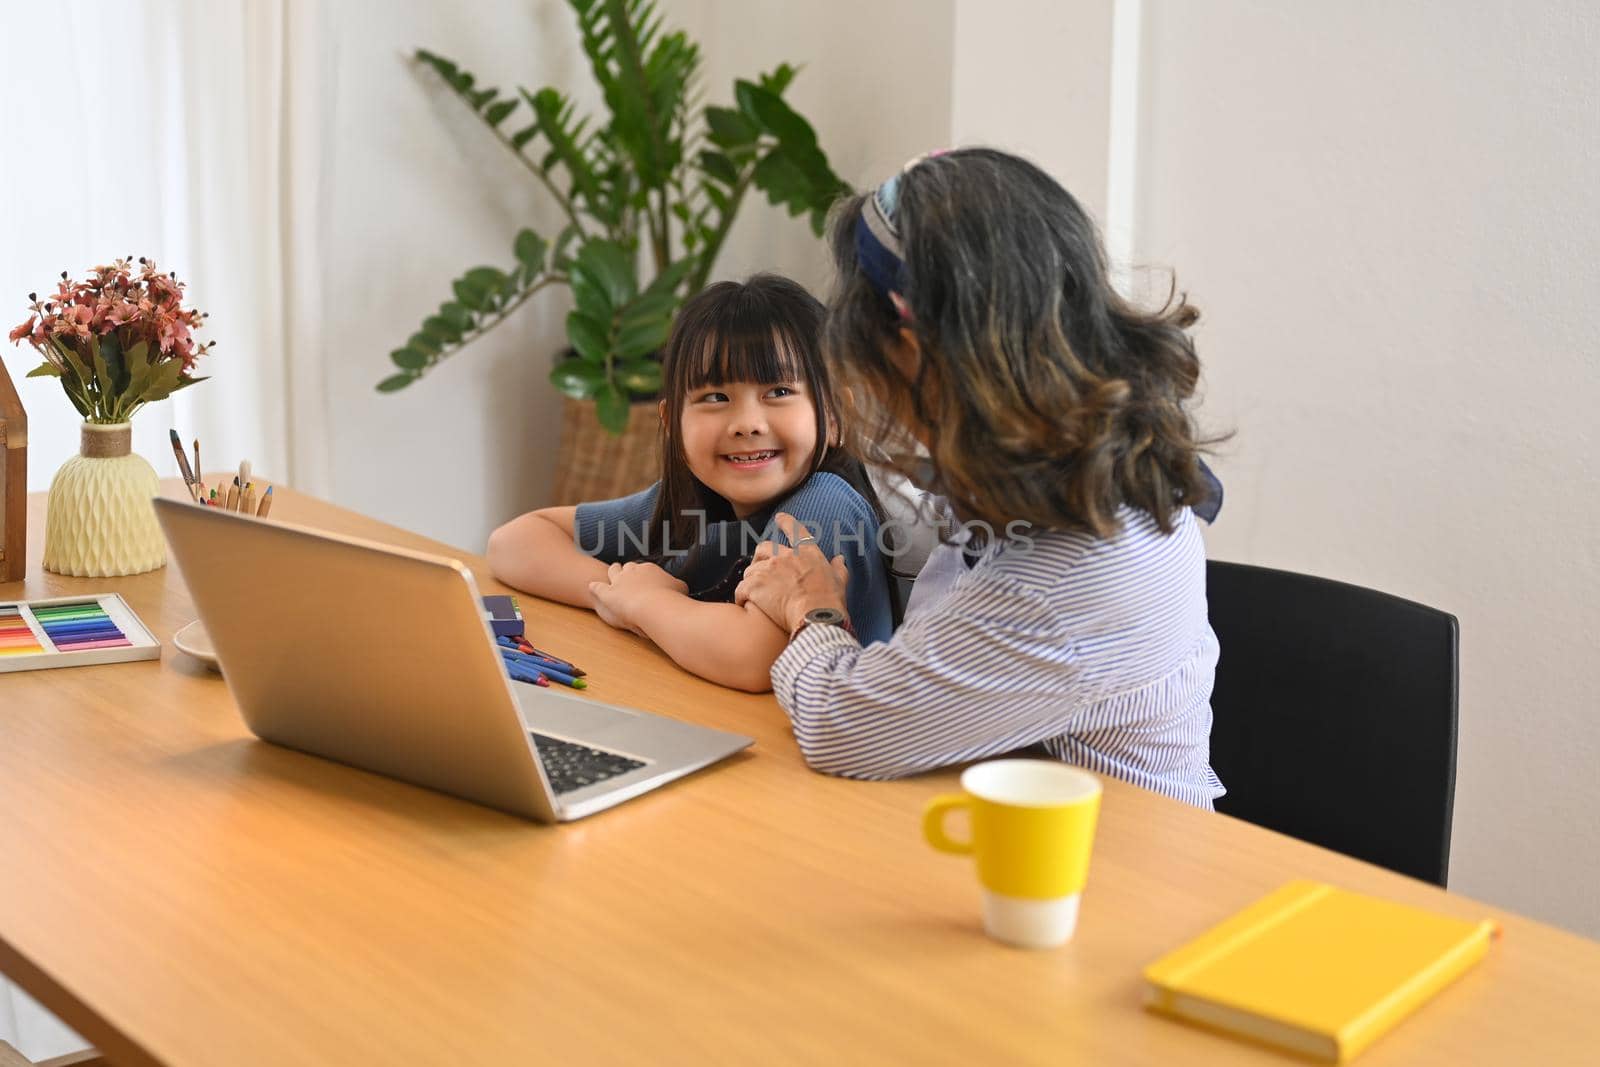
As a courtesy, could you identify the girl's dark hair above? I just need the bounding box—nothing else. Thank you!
[824,147,1221,539]
[648,274,883,565]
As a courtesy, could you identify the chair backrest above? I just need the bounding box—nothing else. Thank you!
[1205,560,1459,885]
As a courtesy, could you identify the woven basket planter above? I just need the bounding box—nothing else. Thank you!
[549,397,661,506]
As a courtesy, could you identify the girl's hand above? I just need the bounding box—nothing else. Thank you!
[735,512,851,635]
[588,562,688,635]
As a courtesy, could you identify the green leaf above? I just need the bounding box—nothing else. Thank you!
[615,358,663,395]
[565,311,610,363]
[453,275,490,312]
[377,373,416,393]
[615,317,670,360]
[122,340,151,401]
[619,291,678,329]
[644,256,696,300]
[484,99,517,127]
[89,337,115,403]
[548,359,607,400]
[463,266,510,304]
[569,266,614,323]
[407,332,442,357]
[25,362,60,378]
[698,149,739,186]
[594,382,630,434]
[552,224,582,271]
[422,315,460,344]
[513,228,548,273]
[99,331,128,395]
[414,49,458,81]
[138,358,185,404]
[524,87,607,209]
[573,239,638,309]
[753,149,811,208]
[510,124,538,150]
[704,105,757,147]
[735,80,817,149]
[440,302,473,332]
[759,63,798,96]
[52,338,92,390]
[391,346,429,370]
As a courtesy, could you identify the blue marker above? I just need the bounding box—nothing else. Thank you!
[498,647,585,689]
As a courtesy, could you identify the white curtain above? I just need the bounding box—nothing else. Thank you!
[0,1,330,1057]
[0,0,331,500]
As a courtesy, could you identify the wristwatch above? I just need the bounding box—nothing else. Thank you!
[791,606,854,640]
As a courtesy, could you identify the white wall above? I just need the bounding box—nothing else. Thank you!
[1131,0,1600,935]
[952,0,1115,224]
[317,0,581,551]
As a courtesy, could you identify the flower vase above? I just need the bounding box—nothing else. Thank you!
[43,422,166,577]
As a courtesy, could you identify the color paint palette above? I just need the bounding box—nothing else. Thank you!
[0,594,160,673]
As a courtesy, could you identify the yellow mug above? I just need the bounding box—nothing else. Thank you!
[923,760,1102,948]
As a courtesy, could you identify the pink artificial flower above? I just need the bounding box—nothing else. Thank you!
[106,301,139,328]
[8,317,34,343]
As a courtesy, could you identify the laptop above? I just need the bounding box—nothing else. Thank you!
[154,497,752,821]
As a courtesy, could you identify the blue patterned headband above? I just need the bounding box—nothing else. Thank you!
[854,151,947,318]
[855,175,906,307]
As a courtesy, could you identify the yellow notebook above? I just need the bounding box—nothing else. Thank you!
[1144,880,1497,1063]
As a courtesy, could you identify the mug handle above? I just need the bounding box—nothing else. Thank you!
[922,794,973,854]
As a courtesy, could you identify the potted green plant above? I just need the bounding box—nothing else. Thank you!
[377,0,850,500]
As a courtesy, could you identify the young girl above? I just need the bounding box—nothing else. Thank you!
[735,149,1226,808]
[487,274,894,693]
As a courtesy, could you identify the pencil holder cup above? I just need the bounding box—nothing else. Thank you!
[43,422,166,577]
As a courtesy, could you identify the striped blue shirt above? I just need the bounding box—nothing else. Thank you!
[771,505,1224,808]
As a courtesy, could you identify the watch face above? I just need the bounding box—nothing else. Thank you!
[805,607,847,627]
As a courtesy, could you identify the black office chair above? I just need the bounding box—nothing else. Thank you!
[1205,560,1459,886]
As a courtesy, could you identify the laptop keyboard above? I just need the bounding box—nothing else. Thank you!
[530,732,647,795]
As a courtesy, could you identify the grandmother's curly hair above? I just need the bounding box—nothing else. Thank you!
[824,147,1220,539]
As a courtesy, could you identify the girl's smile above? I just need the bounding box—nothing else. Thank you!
[721,448,782,469]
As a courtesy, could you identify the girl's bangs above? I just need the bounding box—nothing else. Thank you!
[682,317,806,388]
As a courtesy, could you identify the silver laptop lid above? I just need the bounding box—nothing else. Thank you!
[155,497,558,821]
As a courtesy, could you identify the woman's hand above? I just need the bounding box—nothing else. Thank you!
[588,561,688,635]
[735,512,851,635]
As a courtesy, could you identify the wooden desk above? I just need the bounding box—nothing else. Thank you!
[1,482,1597,1066]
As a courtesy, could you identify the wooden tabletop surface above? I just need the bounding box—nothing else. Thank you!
[1,480,1596,1066]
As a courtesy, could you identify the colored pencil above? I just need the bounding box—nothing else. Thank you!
[241,482,256,516]
[226,478,240,511]
[257,485,274,518]
[169,428,197,492]
[499,635,584,676]
[505,663,552,688]
[496,636,585,677]
[498,643,583,678]
[498,647,585,689]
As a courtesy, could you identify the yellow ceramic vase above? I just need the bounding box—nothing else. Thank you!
[43,422,166,577]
